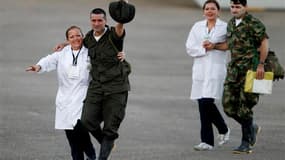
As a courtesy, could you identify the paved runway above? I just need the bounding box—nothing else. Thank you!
[1,0,285,159]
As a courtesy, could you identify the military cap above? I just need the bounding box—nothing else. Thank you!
[109,0,136,24]
[231,0,247,6]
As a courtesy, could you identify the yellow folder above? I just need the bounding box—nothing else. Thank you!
[244,70,274,94]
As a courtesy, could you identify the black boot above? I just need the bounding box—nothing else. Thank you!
[233,141,252,154]
[98,139,115,160]
[233,125,252,154]
[250,123,261,146]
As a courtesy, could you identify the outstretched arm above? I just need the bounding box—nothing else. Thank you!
[25,65,41,72]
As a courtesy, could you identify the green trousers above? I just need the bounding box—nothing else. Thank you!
[222,64,259,121]
[81,91,128,142]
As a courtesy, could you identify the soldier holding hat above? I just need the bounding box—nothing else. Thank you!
[81,1,134,160]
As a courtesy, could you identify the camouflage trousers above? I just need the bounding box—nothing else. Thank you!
[222,63,259,120]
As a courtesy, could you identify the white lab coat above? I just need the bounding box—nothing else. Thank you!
[37,45,90,129]
[186,19,228,100]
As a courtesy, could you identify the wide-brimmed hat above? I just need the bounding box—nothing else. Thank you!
[109,0,135,24]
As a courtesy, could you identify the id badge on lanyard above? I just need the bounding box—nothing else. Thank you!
[68,65,80,79]
[68,48,81,79]
[204,26,215,41]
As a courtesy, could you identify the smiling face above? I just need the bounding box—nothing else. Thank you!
[203,2,220,21]
[66,28,83,50]
[90,13,106,35]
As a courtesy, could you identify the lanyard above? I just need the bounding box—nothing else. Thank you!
[71,47,82,66]
[204,25,215,40]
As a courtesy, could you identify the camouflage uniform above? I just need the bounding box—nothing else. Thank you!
[222,13,267,120]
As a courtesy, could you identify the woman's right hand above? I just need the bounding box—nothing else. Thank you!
[25,65,41,72]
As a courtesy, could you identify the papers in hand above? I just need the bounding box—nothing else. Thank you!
[244,70,274,94]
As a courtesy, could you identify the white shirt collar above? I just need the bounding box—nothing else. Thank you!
[235,18,242,26]
[93,27,108,41]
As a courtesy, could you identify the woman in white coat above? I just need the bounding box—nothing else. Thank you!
[26,26,95,160]
[26,26,125,160]
[185,0,230,151]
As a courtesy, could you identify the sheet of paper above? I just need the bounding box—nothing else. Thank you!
[252,79,273,94]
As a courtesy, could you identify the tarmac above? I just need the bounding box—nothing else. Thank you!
[0,0,285,160]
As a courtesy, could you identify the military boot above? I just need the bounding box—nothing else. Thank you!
[233,141,252,154]
[250,124,261,146]
[98,139,115,160]
[233,125,252,154]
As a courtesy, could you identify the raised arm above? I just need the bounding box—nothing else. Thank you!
[115,23,125,38]
[111,0,134,37]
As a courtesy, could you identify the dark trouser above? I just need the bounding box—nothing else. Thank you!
[65,120,96,160]
[198,98,228,146]
[81,91,128,160]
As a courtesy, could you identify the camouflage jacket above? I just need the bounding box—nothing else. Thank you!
[227,12,267,69]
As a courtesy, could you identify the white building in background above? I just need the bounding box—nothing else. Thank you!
[194,0,285,10]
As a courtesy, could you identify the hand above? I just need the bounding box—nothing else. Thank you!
[117,52,126,62]
[202,40,210,48]
[53,42,67,52]
[25,65,41,72]
[256,64,265,79]
[203,40,215,51]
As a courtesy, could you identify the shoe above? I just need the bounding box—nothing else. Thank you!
[194,142,213,151]
[232,141,252,154]
[250,124,261,146]
[218,128,230,146]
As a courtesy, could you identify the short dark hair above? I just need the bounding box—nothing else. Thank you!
[90,8,106,19]
[231,0,247,6]
[203,0,220,10]
[65,25,83,40]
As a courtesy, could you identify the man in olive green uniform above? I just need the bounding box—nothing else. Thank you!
[220,0,269,154]
[80,8,130,160]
